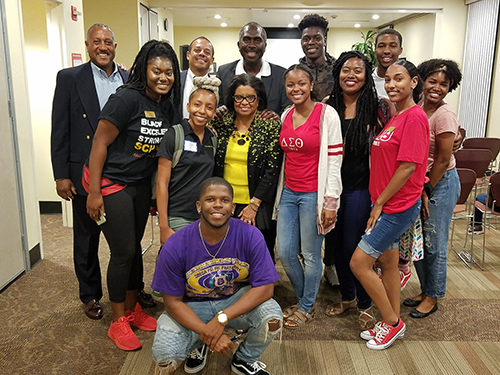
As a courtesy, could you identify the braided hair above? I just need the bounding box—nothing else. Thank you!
[189,76,221,104]
[122,40,181,107]
[326,51,379,155]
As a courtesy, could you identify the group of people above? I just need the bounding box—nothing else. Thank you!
[51,13,463,375]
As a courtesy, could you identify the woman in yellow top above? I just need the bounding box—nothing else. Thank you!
[210,74,283,261]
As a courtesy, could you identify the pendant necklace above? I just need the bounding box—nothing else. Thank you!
[231,123,253,146]
[198,222,230,259]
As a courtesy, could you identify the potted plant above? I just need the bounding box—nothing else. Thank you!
[352,30,377,67]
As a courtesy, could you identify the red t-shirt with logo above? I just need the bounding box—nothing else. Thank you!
[280,103,321,192]
[370,105,429,214]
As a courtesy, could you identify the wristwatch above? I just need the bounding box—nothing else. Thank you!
[217,310,228,326]
[250,198,260,208]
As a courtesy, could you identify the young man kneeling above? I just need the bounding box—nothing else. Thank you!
[152,177,282,375]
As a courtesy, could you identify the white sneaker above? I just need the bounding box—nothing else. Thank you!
[324,265,339,286]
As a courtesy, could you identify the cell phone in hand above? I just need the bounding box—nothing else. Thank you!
[96,214,107,225]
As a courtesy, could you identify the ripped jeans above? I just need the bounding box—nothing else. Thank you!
[152,285,283,367]
[415,168,460,298]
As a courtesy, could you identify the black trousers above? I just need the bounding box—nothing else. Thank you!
[101,182,151,303]
[72,194,102,304]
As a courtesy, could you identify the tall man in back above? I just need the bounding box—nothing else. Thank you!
[179,36,215,118]
[298,13,336,102]
[51,23,155,320]
[372,28,403,97]
[217,22,290,119]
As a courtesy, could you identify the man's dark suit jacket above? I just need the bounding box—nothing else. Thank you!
[178,70,188,118]
[51,62,129,195]
[216,60,291,115]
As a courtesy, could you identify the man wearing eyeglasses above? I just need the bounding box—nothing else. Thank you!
[216,22,290,120]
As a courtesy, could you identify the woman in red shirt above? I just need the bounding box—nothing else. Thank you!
[350,60,429,350]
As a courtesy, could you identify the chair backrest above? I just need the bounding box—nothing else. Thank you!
[463,137,500,161]
[489,172,500,203]
[454,148,493,178]
[456,168,477,205]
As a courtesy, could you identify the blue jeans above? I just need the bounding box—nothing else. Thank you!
[152,286,282,367]
[277,187,324,313]
[325,189,372,309]
[415,168,460,298]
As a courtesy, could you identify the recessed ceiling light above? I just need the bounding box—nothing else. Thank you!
[293,15,300,20]
[354,23,361,28]
[214,14,221,19]
[288,23,294,28]
[372,14,380,20]
[399,9,406,12]
[221,22,227,27]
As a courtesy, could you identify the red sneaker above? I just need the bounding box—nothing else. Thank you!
[366,319,406,350]
[126,302,157,331]
[108,316,142,351]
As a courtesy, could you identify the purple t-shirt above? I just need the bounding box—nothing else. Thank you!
[152,218,279,302]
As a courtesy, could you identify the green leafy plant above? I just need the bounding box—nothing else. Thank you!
[352,30,377,67]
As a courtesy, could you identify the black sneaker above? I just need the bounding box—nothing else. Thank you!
[231,355,270,375]
[184,343,208,374]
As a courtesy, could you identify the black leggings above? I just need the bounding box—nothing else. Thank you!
[101,181,151,303]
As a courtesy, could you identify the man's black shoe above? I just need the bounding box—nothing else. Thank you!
[138,289,156,308]
[184,343,208,374]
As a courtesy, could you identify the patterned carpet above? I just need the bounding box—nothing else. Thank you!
[2,214,500,374]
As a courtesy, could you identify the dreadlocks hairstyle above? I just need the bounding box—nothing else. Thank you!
[417,59,462,93]
[298,13,329,37]
[122,40,181,107]
[326,51,378,155]
[393,59,423,103]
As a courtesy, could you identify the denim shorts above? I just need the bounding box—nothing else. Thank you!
[358,199,421,259]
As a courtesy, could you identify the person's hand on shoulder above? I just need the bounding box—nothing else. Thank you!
[258,109,279,121]
[215,105,228,121]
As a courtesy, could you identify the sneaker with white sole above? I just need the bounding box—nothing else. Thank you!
[360,321,382,341]
[184,343,208,374]
[468,225,484,235]
[231,355,270,375]
[366,319,406,350]
[399,265,411,291]
[324,265,339,287]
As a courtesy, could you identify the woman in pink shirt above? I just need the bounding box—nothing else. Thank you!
[350,60,429,349]
[274,64,342,329]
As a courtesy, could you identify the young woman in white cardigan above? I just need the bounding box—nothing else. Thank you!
[274,64,342,329]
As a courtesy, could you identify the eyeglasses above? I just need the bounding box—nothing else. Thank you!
[233,94,257,104]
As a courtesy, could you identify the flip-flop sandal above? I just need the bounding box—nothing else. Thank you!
[282,304,299,320]
[325,299,357,317]
[284,308,315,329]
[358,307,376,330]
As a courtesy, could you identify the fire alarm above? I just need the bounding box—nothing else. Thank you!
[71,6,82,21]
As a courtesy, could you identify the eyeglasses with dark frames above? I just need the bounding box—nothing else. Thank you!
[233,94,257,104]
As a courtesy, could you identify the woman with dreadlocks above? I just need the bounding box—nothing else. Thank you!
[86,40,181,351]
[324,51,391,330]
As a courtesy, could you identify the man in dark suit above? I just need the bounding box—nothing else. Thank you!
[217,22,290,119]
[179,36,215,119]
[51,23,154,320]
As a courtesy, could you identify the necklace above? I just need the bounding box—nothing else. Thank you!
[198,222,230,259]
[231,123,253,145]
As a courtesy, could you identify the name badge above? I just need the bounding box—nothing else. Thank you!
[184,140,198,152]
[144,111,156,118]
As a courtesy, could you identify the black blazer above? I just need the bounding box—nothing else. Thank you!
[178,70,188,117]
[216,60,291,115]
[212,111,283,229]
[51,62,129,195]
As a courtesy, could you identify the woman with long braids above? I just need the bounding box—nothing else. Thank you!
[324,51,390,330]
[86,40,180,351]
[350,60,429,350]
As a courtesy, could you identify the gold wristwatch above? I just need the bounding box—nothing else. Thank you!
[217,310,228,326]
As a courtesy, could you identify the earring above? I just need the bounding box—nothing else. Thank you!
[232,211,234,215]
[198,211,201,214]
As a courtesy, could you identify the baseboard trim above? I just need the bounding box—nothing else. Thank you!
[40,201,62,214]
[29,243,42,268]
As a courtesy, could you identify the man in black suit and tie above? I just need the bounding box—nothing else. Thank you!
[216,22,290,120]
[51,23,155,320]
[179,36,215,119]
